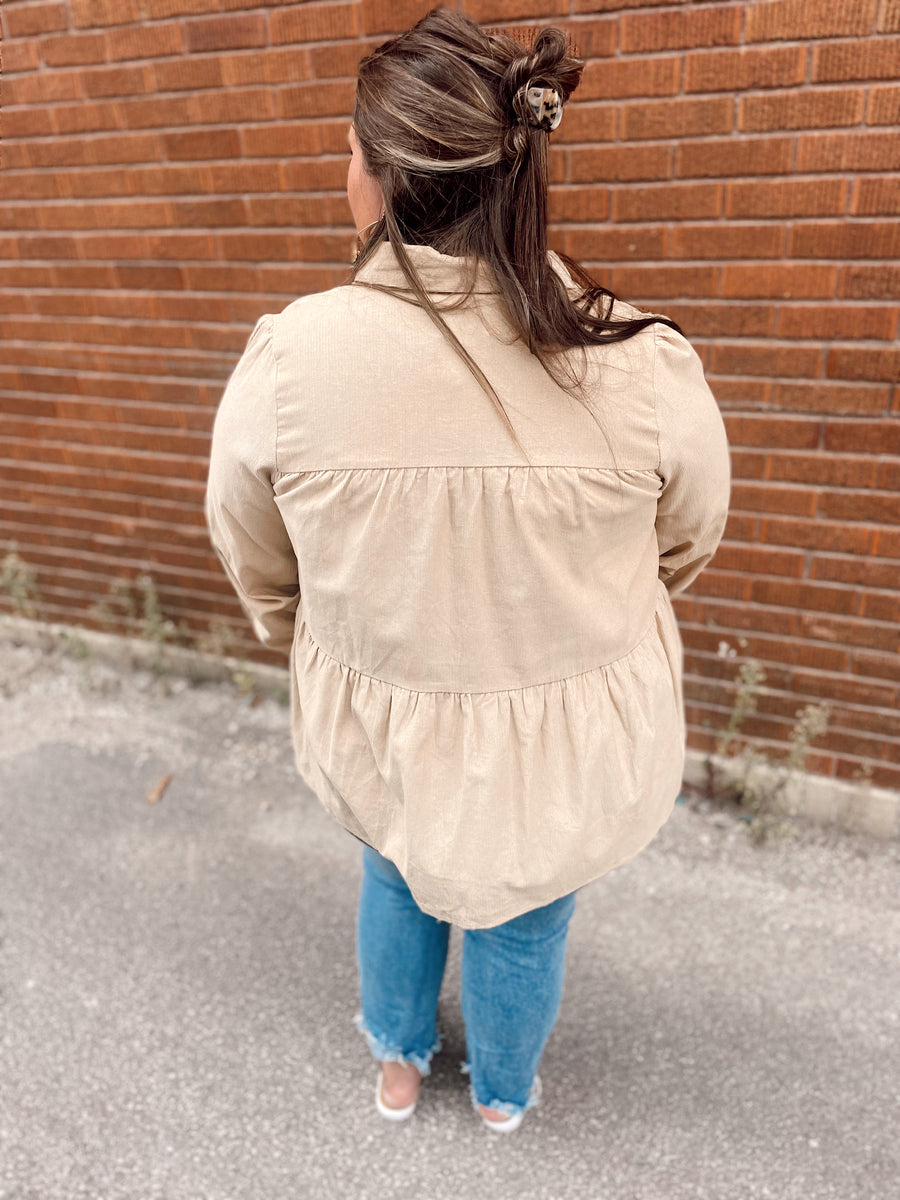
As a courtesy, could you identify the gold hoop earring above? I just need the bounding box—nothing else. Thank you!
[354,212,385,261]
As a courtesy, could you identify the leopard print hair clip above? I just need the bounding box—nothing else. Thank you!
[524,86,563,132]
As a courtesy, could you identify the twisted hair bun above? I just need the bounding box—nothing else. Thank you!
[499,28,582,123]
[496,27,582,159]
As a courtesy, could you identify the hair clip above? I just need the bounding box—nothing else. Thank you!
[525,86,562,131]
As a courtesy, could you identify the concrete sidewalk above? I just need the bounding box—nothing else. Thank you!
[1,635,898,1200]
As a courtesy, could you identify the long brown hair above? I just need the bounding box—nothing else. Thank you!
[350,7,680,454]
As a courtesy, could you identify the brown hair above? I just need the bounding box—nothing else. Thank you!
[349,7,680,454]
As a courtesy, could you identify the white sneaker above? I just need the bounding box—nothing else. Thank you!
[479,1075,541,1133]
[374,1069,418,1122]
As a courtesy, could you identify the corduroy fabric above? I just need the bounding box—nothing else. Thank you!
[205,242,731,928]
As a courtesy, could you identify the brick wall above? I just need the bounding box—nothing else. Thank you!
[2,0,899,787]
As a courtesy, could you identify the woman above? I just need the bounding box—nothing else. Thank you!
[206,8,730,1133]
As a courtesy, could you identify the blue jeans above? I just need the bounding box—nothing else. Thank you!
[355,845,576,1117]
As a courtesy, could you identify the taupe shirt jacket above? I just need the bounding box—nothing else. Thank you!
[206,242,731,929]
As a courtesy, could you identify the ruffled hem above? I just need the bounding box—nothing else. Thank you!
[289,581,685,929]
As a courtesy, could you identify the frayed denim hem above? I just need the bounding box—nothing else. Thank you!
[460,1061,541,1118]
[353,1013,442,1077]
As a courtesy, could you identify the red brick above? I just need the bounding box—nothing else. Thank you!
[621,97,732,140]
[728,450,767,479]
[5,69,83,104]
[729,178,849,222]
[871,528,900,560]
[579,57,680,101]
[189,89,276,126]
[711,378,771,408]
[554,18,617,61]
[608,265,719,299]
[82,64,151,98]
[811,555,900,589]
[562,227,666,262]
[162,129,240,161]
[462,0,569,22]
[145,0,220,17]
[41,32,108,67]
[880,0,900,30]
[53,99,122,134]
[279,80,356,119]
[620,7,740,53]
[793,669,897,709]
[208,162,283,194]
[812,37,900,82]
[570,144,672,183]
[690,570,751,602]
[867,83,900,124]
[308,41,373,80]
[730,483,818,516]
[873,455,900,491]
[107,22,182,61]
[3,108,56,137]
[761,516,872,554]
[554,103,619,143]
[153,57,223,92]
[184,14,267,52]
[669,225,784,260]
[724,415,821,449]
[361,0,439,35]
[766,452,877,488]
[734,632,850,673]
[746,0,879,42]
[710,343,822,379]
[712,544,806,577]
[70,0,142,26]
[17,231,80,256]
[776,306,897,342]
[753,578,859,617]
[245,196,334,227]
[853,649,900,680]
[797,131,900,172]
[827,347,900,383]
[548,187,611,223]
[773,382,891,415]
[271,3,359,43]
[611,183,721,222]
[572,0,687,8]
[800,613,900,655]
[825,420,900,453]
[820,491,900,524]
[722,264,838,300]
[852,176,900,214]
[739,89,865,133]
[790,221,900,260]
[664,303,775,338]
[840,266,900,300]
[685,45,806,93]
[677,136,794,179]
[3,2,68,36]
[3,41,41,72]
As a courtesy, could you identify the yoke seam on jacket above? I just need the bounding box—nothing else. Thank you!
[271,465,660,478]
[301,610,660,698]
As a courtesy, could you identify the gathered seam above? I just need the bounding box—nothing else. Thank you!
[299,606,663,698]
[271,464,658,480]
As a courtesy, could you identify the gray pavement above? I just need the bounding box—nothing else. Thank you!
[1,635,898,1200]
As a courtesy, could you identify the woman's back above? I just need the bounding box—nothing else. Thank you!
[207,239,729,927]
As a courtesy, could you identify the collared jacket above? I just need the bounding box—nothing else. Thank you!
[205,241,731,928]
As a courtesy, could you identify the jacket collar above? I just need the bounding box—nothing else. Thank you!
[352,240,578,296]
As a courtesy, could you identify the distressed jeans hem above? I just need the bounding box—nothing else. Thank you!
[353,1012,443,1077]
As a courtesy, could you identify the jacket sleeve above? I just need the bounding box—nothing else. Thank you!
[205,314,300,654]
[653,323,731,596]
